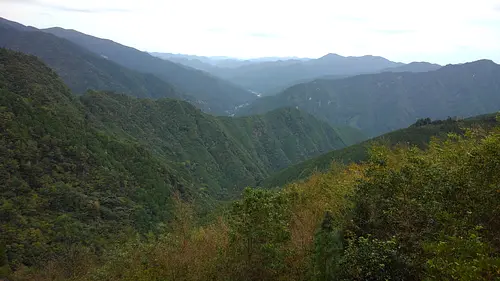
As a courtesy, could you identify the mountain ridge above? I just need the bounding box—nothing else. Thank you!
[381,61,441,72]
[43,26,257,114]
[153,51,410,95]
[0,23,186,101]
[237,59,500,136]
[0,48,360,266]
[262,113,499,188]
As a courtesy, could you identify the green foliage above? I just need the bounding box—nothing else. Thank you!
[312,212,343,281]
[413,117,432,127]
[226,188,292,281]
[7,109,500,281]
[0,243,11,277]
[342,125,500,280]
[0,48,186,268]
[0,48,352,269]
[424,227,500,281]
[263,113,497,188]
[80,92,351,197]
[337,235,409,281]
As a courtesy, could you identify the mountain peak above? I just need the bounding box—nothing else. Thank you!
[444,59,497,67]
[440,59,499,73]
[319,53,343,60]
[468,59,497,66]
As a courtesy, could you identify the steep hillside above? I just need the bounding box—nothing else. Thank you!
[239,60,500,136]
[262,114,498,188]
[0,48,189,267]
[0,49,354,267]
[80,93,353,196]
[43,27,257,114]
[14,115,500,281]
[0,25,184,100]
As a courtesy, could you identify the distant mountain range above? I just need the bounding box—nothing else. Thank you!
[0,17,447,114]
[42,27,258,115]
[150,52,310,69]
[2,15,500,274]
[0,17,258,115]
[381,62,442,73]
[0,25,185,101]
[153,52,442,95]
[237,60,500,136]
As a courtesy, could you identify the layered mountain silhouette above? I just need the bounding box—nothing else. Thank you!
[0,25,185,100]
[238,60,500,136]
[381,61,441,73]
[2,14,500,276]
[163,52,405,95]
[43,27,257,114]
[153,52,443,96]
[0,17,259,114]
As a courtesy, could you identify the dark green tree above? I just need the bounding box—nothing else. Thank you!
[227,188,291,281]
[313,211,343,281]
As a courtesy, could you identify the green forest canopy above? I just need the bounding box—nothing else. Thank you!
[0,48,358,269]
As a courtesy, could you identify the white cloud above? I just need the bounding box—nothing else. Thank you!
[1,0,500,63]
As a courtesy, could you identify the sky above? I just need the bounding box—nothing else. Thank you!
[1,0,500,64]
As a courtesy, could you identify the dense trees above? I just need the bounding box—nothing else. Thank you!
[0,48,358,272]
[11,114,498,280]
[0,48,186,268]
[1,28,500,281]
[80,92,355,197]
[262,114,498,188]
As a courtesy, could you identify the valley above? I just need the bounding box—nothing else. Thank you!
[0,11,499,281]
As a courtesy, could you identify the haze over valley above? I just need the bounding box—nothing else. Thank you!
[1,1,500,280]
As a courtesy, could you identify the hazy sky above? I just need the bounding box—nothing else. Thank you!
[2,0,500,64]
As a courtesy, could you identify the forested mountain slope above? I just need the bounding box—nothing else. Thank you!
[0,25,184,100]
[43,27,257,114]
[238,60,500,136]
[263,114,498,188]
[0,49,354,267]
[0,48,189,267]
[80,93,352,196]
[11,112,500,281]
